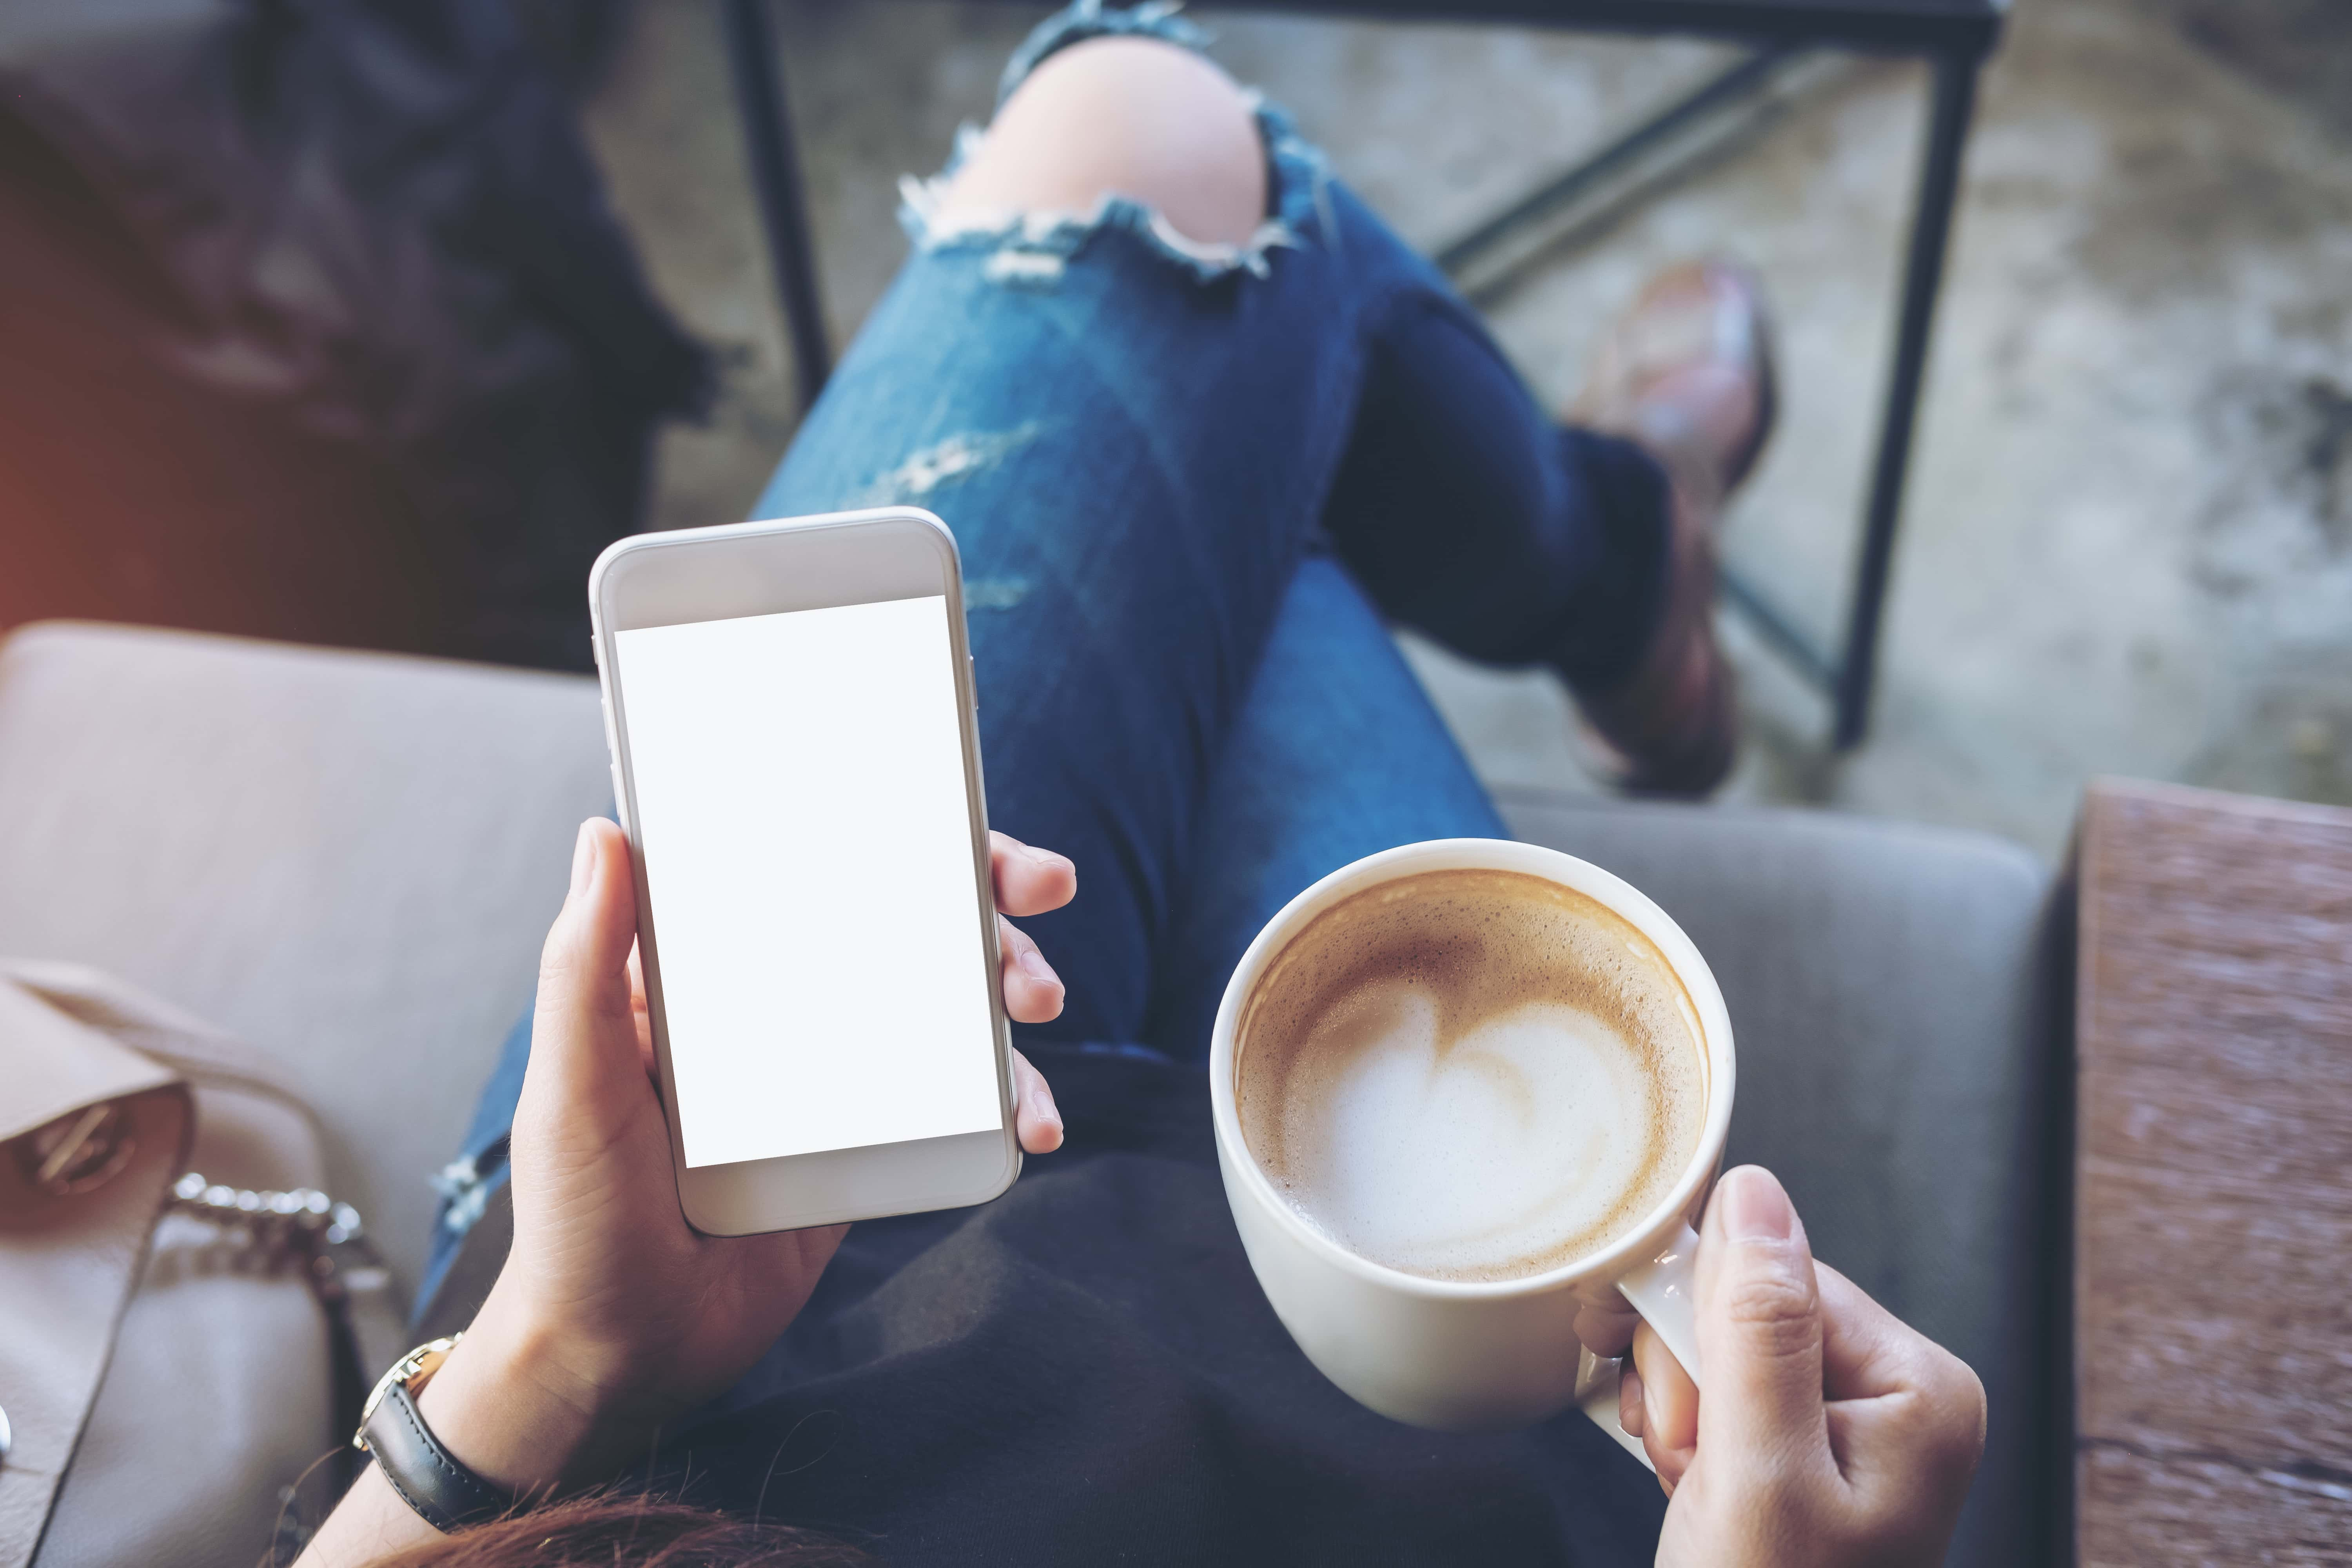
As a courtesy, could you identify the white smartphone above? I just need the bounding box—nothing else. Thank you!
[586,507,1020,1235]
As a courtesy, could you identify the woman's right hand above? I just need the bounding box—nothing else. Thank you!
[1620,1165,1987,1568]
[421,821,1075,1494]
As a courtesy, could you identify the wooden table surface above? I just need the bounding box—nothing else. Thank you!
[2074,778,2352,1565]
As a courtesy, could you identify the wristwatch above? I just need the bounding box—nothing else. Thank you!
[352,1334,519,1531]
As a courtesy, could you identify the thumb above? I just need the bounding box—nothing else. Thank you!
[1695,1165,1830,1465]
[532,819,640,1066]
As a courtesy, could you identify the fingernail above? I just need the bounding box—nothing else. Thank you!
[1720,1166,1794,1242]
[1023,844,1071,871]
[1642,1362,1664,1437]
[1018,946,1061,989]
[1031,1081,1063,1130]
[569,821,596,898]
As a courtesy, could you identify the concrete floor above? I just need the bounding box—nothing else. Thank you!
[582,0,2352,860]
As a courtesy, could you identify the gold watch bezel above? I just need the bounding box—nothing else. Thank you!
[352,1333,463,1452]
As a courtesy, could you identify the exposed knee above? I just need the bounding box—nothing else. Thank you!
[938,36,1268,250]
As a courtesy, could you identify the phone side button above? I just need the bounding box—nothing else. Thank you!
[969,653,978,711]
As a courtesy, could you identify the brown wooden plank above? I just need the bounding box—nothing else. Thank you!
[2075,778,2352,1565]
[2079,1443,2352,1568]
[2076,1162,2352,1459]
[2080,1056,2352,1192]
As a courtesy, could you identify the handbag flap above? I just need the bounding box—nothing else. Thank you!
[0,981,177,1146]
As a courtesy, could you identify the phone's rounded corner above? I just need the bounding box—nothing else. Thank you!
[909,1130,1025,1219]
[982,1132,1023,1205]
[913,1148,1022,1223]
[671,1169,744,1240]
[586,533,653,627]
[891,507,960,571]
[893,504,951,539]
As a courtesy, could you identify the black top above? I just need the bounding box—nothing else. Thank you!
[650,1044,1668,1566]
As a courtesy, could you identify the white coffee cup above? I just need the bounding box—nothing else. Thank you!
[1209,838,1735,1453]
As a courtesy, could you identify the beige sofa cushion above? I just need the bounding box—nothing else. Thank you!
[0,621,609,1298]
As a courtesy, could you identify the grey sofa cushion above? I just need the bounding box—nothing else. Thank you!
[0,624,2059,1566]
[1499,786,2062,1568]
[0,622,610,1298]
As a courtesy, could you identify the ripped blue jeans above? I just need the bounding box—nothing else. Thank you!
[421,1,1668,1314]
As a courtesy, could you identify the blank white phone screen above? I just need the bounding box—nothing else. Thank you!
[614,595,1002,1168]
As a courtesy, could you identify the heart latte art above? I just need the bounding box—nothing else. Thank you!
[1236,868,1704,1283]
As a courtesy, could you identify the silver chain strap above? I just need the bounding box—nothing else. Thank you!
[9,1105,391,1306]
[165,1172,389,1307]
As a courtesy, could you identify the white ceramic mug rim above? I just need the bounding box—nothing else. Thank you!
[1209,837,1737,1302]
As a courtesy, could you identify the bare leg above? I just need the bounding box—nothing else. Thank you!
[938,36,1266,249]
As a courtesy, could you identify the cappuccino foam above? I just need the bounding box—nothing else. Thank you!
[1236,869,1704,1283]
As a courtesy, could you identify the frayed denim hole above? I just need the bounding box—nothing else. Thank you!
[965,577,1033,610]
[849,421,1047,509]
[1253,98,1334,252]
[984,249,1071,287]
[900,185,1305,290]
[895,3,1329,287]
[432,1145,508,1240]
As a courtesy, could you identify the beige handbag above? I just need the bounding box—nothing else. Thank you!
[0,963,408,1568]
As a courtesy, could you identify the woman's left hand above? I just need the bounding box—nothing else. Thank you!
[416,818,1076,1494]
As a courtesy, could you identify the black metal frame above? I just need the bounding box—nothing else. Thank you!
[723,0,833,410]
[720,0,2002,748]
[1835,47,1978,745]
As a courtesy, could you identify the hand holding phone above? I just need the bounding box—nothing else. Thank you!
[407,816,1076,1498]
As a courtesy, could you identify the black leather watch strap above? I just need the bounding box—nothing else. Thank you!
[360,1380,517,1531]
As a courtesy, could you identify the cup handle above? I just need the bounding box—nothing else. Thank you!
[1616,1218,1703,1386]
[1576,1220,1703,1469]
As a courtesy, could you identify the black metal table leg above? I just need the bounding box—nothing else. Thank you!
[1433,47,1795,282]
[1832,46,1980,748]
[724,0,833,412]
